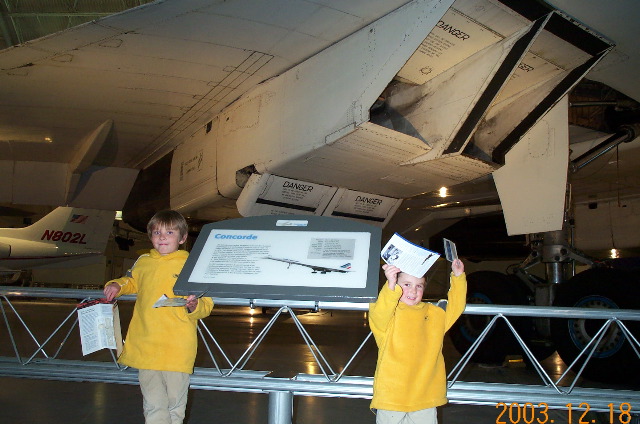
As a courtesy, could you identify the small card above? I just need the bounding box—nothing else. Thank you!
[443,238,458,262]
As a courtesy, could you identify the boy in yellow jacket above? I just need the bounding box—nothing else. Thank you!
[103,210,214,424]
[369,259,466,424]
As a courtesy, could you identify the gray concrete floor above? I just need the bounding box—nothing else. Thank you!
[0,301,612,423]
[0,377,574,423]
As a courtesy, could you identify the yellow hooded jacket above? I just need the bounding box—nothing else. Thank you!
[108,249,214,374]
[369,272,466,412]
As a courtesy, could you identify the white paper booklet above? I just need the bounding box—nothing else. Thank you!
[77,300,123,356]
[381,233,440,278]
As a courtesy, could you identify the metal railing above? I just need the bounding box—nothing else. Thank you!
[1,286,639,423]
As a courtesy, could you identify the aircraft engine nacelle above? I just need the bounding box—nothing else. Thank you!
[0,243,11,258]
[168,0,612,234]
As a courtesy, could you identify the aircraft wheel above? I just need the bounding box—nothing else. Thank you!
[449,271,530,364]
[551,268,640,386]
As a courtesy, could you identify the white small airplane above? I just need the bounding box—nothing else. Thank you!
[0,207,115,276]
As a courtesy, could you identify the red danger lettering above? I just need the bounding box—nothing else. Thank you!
[41,230,87,244]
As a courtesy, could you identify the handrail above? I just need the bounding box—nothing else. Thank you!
[0,286,639,417]
[3,286,640,319]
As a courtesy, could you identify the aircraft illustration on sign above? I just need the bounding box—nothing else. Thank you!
[264,256,352,274]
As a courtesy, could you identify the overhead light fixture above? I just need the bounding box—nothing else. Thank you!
[44,137,53,143]
[439,187,448,197]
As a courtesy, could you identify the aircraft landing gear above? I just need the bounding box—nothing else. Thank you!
[449,271,532,364]
[551,267,640,386]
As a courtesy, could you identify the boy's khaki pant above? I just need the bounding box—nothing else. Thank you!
[139,369,190,424]
[376,407,437,424]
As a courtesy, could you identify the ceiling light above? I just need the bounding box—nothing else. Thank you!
[439,187,448,197]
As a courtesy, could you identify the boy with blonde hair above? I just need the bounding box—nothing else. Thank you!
[104,210,213,424]
[369,259,466,423]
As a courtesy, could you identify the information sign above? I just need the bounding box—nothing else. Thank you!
[174,215,381,303]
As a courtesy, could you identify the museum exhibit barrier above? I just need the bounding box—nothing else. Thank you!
[1,286,639,424]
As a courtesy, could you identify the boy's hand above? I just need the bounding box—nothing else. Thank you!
[382,264,401,291]
[103,283,121,302]
[451,258,464,276]
[185,295,198,313]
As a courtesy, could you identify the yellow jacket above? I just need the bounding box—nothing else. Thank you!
[369,273,466,412]
[109,249,214,374]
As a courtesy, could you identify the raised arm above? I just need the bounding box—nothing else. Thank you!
[444,259,467,331]
[382,264,401,290]
[369,265,402,343]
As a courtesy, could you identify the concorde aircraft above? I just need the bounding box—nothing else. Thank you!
[1,0,639,383]
[0,207,115,281]
[0,0,637,237]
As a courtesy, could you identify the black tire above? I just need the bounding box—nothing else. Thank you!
[449,271,531,364]
[551,268,640,386]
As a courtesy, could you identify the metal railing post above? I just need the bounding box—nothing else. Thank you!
[268,391,293,424]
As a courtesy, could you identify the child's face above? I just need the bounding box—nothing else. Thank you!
[150,225,187,255]
[398,273,425,306]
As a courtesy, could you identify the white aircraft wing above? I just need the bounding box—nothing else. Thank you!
[0,2,409,161]
[0,0,411,209]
